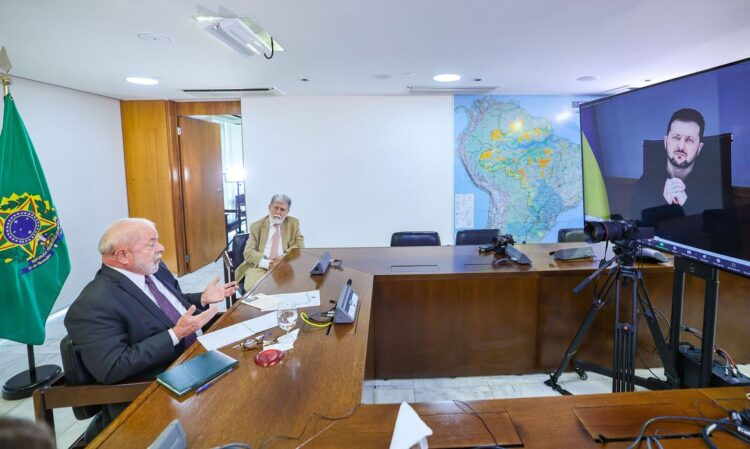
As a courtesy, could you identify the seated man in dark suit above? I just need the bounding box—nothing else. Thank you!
[64,218,237,441]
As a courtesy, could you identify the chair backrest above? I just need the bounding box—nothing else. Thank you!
[390,231,441,247]
[236,193,246,209]
[455,229,499,245]
[60,335,102,419]
[557,228,586,243]
[223,233,249,298]
[230,233,250,269]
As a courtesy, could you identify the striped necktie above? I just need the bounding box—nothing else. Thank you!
[145,275,196,347]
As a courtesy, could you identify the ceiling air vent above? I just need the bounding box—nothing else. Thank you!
[182,87,284,98]
[408,85,500,95]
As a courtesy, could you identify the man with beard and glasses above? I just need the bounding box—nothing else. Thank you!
[235,194,305,290]
[64,218,237,442]
[632,108,720,219]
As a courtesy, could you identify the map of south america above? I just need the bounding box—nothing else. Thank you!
[455,97,583,242]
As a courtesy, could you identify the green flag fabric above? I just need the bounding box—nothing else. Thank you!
[0,92,70,345]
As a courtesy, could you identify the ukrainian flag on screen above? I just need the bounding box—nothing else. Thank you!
[581,131,610,219]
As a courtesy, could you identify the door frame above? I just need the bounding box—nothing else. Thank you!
[170,101,241,275]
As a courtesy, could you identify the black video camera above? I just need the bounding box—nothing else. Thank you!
[584,219,640,243]
[479,234,515,254]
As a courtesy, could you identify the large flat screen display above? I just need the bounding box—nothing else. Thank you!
[580,58,750,277]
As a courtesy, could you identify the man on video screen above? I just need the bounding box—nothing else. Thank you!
[633,108,721,221]
[632,108,738,254]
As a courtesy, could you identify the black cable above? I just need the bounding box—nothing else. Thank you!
[264,37,274,59]
[626,415,750,449]
[258,403,360,449]
[453,400,499,448]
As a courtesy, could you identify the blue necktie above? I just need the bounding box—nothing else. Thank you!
[145,276,196,347]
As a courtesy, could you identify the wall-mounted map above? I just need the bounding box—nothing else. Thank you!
[455,95,594,242]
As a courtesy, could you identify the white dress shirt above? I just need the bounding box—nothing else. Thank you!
[107,265,202,345]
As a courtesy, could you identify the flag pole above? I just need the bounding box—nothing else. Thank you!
[2,346,62,400]
[0,74,10,97]
[0,49,64,400]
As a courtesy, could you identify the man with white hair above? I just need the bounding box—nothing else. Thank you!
[64,218,237,441]
[235,194,305,290]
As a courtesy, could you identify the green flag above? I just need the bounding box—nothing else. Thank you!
[0,92,70,345]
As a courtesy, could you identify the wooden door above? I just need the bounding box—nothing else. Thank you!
[178,116,226,272]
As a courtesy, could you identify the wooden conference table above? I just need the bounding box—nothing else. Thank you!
[89,244,750,448]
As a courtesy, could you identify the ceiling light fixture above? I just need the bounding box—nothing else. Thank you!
[125,76,159,86]
[201,17,280,57]
[137,33,172,43]
[576,75,600,82]
[433,74,461,82]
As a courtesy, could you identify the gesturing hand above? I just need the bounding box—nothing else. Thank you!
[663,177,687,206]
[173,305,218,340]
[200,275,238,306]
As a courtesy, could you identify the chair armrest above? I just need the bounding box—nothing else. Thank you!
[33,381,150,424]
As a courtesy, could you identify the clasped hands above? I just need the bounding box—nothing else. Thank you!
[173,276,238,341]
[663,177,687,206]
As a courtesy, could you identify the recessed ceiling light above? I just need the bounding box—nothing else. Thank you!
[300,78,310,82]
[374,74,394,80]
[126,76,160,86]
[433,74,461,82]
[137,33,173,43]
[473,78,483,82]
[576,75,600,82]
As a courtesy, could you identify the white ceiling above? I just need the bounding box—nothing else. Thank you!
[1,0,749,100]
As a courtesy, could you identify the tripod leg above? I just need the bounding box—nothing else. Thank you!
[545,268,617,395]
[612,272,639,393]
[636,275,680,387]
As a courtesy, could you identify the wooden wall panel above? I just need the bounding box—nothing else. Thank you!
[373,273,538,378]
[175,101,240,116]
[120,100,182,273]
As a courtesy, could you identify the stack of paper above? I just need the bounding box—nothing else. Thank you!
[197,312,278,351]
[241,290,320,311]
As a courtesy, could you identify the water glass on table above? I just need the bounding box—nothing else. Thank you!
[277,299,298,335]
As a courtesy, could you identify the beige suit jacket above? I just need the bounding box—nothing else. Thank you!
[235,216,304,289]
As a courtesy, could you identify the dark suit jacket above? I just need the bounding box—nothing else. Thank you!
[64,263,207,385]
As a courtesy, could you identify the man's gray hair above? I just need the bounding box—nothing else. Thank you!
[269,194,292,208]
[98,218,156,255]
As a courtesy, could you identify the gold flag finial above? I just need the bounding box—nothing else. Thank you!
[1,46,13,96]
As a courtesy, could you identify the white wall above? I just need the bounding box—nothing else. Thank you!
[0,78,128,312]
[241,96,454,247]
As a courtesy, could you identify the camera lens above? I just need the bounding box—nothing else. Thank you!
[584,220,635,243]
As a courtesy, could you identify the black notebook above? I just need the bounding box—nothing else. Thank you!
[156,350,238,397]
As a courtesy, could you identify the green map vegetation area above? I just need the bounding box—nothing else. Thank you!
[455,96,584,242]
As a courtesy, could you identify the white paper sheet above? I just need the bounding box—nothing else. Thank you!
[242,290,320,311]
[389,402,432,449]
[264,329,299,352]
[197,312,278,351]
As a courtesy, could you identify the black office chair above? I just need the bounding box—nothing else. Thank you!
[222,233,250,302]
[33,336,149,444]
[455,229,499,245]
[390,231,441,247]
[557,228,586,242]
[60,336,102,420]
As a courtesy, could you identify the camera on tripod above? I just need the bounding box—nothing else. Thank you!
[584,219,639,244]
[478,234,515,254]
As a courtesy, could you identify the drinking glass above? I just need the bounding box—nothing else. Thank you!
[277,299,298,335]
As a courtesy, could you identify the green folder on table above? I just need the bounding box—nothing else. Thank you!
[156,350,238,397]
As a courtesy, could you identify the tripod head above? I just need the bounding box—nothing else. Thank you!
[571,240,642,296]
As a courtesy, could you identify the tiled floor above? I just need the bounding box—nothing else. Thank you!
[2,261,748,448]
